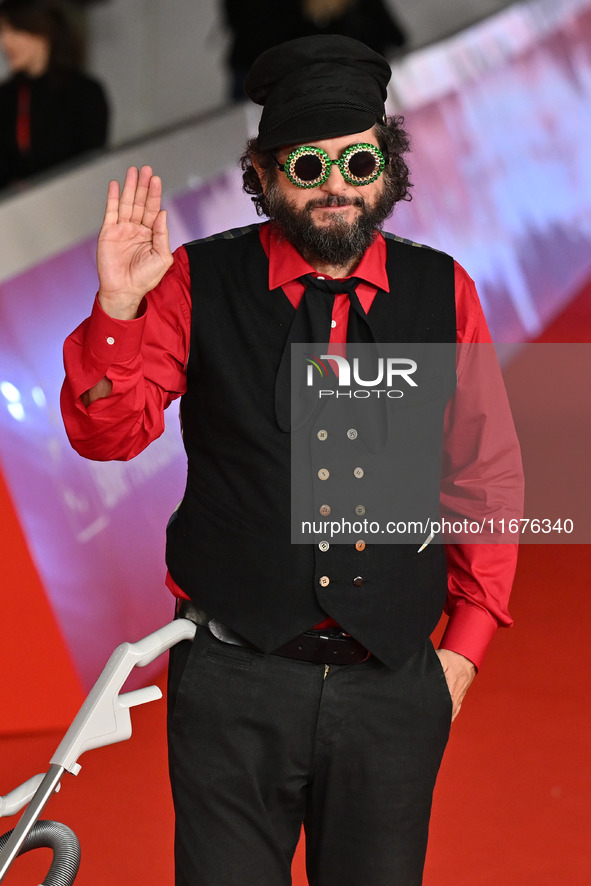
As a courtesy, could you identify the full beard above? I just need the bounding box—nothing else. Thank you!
[266,179,398,268]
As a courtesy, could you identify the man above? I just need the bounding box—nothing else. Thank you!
[61,35,522,886]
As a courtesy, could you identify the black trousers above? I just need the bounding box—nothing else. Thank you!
[167,625,452,886]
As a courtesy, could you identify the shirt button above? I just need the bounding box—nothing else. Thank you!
[353,576,364,587]
[353,467,364,479]
[106,336,115,345]
[317,429,328,441]
[355,505,366,516]
[355,540,366,551]
[319,575,330,587]
[319,504,331,516]
[318,468,330,481]
[347,428,358,440]
[319,541,330,552]
[331,320,337,328]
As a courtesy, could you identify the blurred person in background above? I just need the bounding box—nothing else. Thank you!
[223,0,406,100]
[300,0,407,58]
[223,0,308,100]
[0,0,109,191]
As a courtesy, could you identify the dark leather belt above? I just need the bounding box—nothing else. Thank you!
[272,630,371,665]
[175,599,371,665]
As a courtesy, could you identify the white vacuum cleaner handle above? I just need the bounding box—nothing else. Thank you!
[50,618,196,775]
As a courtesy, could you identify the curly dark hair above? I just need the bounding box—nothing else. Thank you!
[240,115,413,217]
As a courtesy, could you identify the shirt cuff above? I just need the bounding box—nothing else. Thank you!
[85,295,147,366]
[439,603,500,670]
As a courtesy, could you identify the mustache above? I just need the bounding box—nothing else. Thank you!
[305,195,365,210]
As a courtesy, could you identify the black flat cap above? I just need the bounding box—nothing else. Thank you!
[244,35,391,151]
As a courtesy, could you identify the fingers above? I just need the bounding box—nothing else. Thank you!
[129,165,156,225]
[112,165,162,226]
[141,174,164,229]
[152,208,172,259]
[102,178,121,228]
[116,165,140,223]
[100,165,166,247]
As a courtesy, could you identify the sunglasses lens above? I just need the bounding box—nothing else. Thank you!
[293,153,324,183]
[348,151,379,180]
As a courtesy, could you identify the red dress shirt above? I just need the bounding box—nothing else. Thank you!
[61,222,522,668]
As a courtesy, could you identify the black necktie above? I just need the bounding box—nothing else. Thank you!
[298,274,377,344]
[275,275,376,431]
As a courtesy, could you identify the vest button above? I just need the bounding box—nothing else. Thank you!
[353,576,364,587]
[355,505,366,516]
[355,540,366,551]
[318,468,330,481]
[317,429,328,441]
[319,575,330,587]
[353,467,364,479]
[319,541,330,552]
[319,504,331,516]
[347,428,358,440]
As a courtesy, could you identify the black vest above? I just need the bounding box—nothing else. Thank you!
[166,224,456,669]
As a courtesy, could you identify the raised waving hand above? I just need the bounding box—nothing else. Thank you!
[97,165,173,320]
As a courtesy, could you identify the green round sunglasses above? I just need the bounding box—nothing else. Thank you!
[274,142,387,189]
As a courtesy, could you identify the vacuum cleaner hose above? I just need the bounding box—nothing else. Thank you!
[0,820,81,886]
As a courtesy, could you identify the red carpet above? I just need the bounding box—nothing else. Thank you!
[2,277,590,885]
[3,544,590,885]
